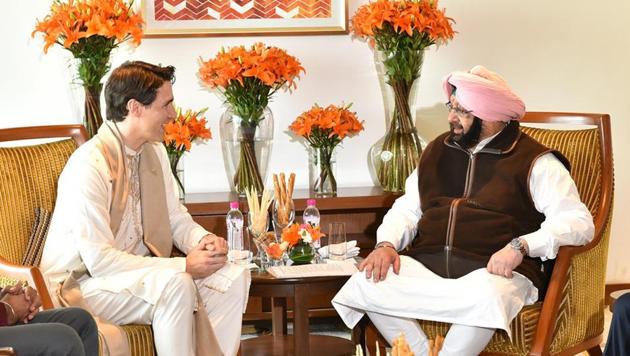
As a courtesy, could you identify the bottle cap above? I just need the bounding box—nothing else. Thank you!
[306,199,316,207]
[229,201,239,209]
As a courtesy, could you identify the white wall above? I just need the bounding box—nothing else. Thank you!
[2,0,628,283]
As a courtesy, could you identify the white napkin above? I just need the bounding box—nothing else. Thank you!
[318,240,360,259]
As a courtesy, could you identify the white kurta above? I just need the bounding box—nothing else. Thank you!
[40,139,240,306]
[332,133,595,335]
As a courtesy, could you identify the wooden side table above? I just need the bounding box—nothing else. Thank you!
[186,186,399,323]
[240,272,355,356]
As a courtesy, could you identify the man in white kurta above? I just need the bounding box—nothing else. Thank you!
[332,66,594,355]
[41,61,250,356]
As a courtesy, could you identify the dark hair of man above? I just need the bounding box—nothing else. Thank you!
[104,61,176,122]
[454,116,483,149]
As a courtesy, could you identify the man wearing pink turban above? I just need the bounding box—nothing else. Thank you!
[333,66,594,355]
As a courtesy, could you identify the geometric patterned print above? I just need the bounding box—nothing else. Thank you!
[155,0,331,21]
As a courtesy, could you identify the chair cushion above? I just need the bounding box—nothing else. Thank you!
[22,207,51,267]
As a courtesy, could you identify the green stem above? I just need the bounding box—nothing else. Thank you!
[84,85,103,138]
[377,78,423,192]
[168,152,185,194]
[234,123,264,194]
[314,145,337,195]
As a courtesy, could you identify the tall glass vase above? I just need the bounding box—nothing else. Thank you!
[220,106,273,195]
[77,47,110,138]
[84,84,103,138]
[168,151,185,201]
[309,145,337,197]
[370,49,427,192]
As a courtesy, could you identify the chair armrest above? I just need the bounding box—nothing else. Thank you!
[529,234,606,355]
[0,256,54,310]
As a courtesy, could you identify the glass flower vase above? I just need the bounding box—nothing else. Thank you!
[309,145,337,197]
[84,84,103,138]
[220,106,273,196]
[168,151,185,201]
[289,240,315,265]
[370,49,427,192]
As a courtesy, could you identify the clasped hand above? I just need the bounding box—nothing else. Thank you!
[358,244,401,283]
[1,282,42,324]
[186,234,228,279]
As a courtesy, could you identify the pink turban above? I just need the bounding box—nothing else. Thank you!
[443,65,525,122]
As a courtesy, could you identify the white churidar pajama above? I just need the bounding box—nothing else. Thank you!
[41,140,251,356]
[332,134,595,355]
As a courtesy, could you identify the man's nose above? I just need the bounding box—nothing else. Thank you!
[447,111,459,124]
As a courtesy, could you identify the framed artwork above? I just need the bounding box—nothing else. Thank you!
[142,0,347,37]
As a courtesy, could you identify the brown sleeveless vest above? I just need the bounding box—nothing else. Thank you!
[405,121,569,298]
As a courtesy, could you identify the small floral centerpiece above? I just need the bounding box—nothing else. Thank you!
[163,107,212,197]
[198,43,305,195]
[281,223,325,265]
[32,0,144,138]
[289,104,364,196]
[351,0,455,192]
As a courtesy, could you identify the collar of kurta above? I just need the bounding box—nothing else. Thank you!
[95,121,173,257]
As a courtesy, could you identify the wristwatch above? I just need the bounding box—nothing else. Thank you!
[509,238,528,256]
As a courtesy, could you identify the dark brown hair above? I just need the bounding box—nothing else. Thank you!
[104,61,176,122]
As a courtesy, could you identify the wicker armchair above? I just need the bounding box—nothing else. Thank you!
[0,125,157,356]
[360,112,614,356]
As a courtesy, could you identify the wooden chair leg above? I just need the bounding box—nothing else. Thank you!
[587,345,603,356]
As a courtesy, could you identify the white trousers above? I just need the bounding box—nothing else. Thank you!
[367,311,495,356]
[83,267,250,356]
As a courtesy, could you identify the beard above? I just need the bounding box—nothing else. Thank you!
[450,117,483,149]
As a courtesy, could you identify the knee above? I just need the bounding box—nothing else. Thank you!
[65,307,97,330]
[169,272,196,292]
[162,272,196,306]
[614,293,630,315]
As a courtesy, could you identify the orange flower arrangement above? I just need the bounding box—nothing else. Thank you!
[351,0,455,49]
[198,43,305,194]
[163,107,212,194]
[283,223,325,264]
[263,223,326,261]
[32,0,144,137]
[198,43,304,124]
[350,0,455,193]
[289,104,364,195]
[281,223,324,248]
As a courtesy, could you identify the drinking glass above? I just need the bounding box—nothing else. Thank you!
[272,199,295,241]
[229,227,252,265]
[328,222,347,261]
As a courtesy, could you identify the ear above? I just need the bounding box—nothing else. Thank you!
[126,98,144,118]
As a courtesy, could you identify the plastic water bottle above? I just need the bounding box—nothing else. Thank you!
[226,201,249,264]
[303,199,321,248]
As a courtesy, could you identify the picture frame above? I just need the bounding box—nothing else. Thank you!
[142,0,348,37]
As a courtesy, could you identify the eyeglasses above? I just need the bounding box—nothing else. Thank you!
[445,102,473,119]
